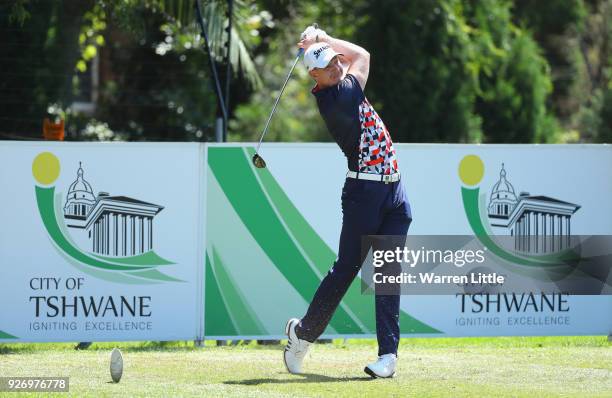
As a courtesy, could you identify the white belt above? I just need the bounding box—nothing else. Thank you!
[346,171,401,184]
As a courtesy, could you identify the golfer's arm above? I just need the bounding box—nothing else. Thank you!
[321,35,370,90]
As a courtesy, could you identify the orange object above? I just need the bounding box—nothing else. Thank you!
[43,118,65,141]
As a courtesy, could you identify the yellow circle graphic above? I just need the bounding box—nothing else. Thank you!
[458,155,484,186]
[32,152,60,185]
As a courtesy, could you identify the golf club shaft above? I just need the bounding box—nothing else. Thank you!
[255,48,304,153]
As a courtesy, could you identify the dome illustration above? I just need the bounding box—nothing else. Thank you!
[67,164,94,197]
[64,162,96,219]
[488,163,518,218]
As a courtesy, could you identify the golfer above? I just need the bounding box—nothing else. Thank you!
[283,26,412,378]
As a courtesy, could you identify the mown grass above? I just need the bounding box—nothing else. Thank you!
[0,336,610,397]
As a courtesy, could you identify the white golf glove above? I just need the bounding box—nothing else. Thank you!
[300,25,327,42]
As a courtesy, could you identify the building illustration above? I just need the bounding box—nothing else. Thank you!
[488,164,580,253]
[63,163,164,257]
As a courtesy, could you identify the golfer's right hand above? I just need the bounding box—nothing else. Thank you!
[298,36,316,50]
[300,25,327,42]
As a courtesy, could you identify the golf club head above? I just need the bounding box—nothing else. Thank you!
[252,153,266,169]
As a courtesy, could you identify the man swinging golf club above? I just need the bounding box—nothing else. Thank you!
[283,26,412,378]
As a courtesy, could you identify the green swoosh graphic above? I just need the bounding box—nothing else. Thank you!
[35,185,181,282]
[210,246,266,335]
[205,252,239,336]
[209,147,440,335]
[56,244,180,284]
[0,330,18,339]
[93,251,174,266]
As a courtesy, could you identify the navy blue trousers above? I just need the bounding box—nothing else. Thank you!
[296,177,412,356]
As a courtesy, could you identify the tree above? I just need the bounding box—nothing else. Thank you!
[465,0,556,142]
[1,0,265,141]
[351,0,557,143]
[575,0,612,142]
[0,0,93,139]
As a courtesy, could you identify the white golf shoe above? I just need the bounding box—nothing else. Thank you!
[283,318,311,374]
[364,353,397,378]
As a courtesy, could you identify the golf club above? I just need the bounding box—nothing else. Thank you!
[252,41,311,168]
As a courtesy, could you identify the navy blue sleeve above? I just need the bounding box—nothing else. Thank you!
[338,74,364,106]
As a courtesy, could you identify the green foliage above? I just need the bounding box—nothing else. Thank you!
[597,88,612,142]
[77,3,106,73]
[511,1,587,136]
[2,0,610,143]
[8,0,31,25]
[160,0,265,90]
[512,0,587,35]
[228,7,327,142]
[475,31,556,142]
[233,0,561,144]
[229,0,367,143]
[229,62,327,143]
[551,0,612,142]
[0,0,267,141]
[351,1,471,142]
[90,0,265,139]
[0,0,92,138]
[351,0,556,143]
[92,5,218,141]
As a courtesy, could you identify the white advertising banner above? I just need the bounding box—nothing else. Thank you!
[0,142,203,342]
[1,142,610,342]
[205,144,612,338]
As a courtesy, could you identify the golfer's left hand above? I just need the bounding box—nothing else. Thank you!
[300,25,317,40]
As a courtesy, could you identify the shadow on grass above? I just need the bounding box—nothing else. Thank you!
[0,341,197,354]
[118,341,196,352]
[0,345,36,355]
[224,373,373,385]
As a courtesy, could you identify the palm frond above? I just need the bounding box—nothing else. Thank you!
[153,0,261,89]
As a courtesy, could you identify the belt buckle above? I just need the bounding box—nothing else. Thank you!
[383,175,392,184]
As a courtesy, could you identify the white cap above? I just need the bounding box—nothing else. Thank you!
[303,43,342,71]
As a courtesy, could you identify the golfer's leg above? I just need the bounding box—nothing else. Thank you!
[375,183,412,356]
[297,180,382,342]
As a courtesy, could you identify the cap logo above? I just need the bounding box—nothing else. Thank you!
[313,45,330,60]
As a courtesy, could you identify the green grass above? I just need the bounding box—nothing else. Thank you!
[0,337,610,397]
